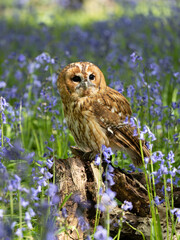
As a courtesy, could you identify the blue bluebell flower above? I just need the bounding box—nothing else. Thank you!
[96,188,117,212]
[0,81,6,88]
[170,209,180,222]
[121,200,133,211]
[94,225,112,240]
[62,207,68,218]
[94,155,101,166]
[78,216,90,231]
[154,196,164,206]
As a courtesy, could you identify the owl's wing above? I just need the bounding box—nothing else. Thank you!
[92,87,149,165]
[99,87,132,117]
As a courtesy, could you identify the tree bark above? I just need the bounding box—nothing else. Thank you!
[54,150,180,240]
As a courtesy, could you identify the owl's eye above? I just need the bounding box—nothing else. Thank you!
[89,74,95,80]
[72,76,81,82]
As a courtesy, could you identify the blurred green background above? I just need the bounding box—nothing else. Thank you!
[0,0,179,26]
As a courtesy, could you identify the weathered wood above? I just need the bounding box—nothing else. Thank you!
[55,156,100,240]
[54,151,180,240]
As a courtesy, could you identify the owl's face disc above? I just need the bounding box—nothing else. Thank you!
[57,62,107,99]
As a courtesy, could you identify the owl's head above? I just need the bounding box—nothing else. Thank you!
[57,62,106,101]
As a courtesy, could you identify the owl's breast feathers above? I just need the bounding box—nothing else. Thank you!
[63,86,150,165]
[63,92,109,153]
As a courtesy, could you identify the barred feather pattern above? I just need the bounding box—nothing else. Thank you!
[57,62,150,166]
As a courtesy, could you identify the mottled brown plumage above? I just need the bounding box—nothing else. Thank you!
[57,62,150,165]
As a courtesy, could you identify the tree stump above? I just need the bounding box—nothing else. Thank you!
[54,149,180,240]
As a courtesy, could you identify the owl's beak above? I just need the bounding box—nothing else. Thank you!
[80,81,88,89]
[76,80,95,90]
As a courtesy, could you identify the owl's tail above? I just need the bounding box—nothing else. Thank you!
[110,125,151,166]
[129,143,151,166]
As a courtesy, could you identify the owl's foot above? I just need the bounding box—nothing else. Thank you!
[70,146,96,162]
[70,146,85,156]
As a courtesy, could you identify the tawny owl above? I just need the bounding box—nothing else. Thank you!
[57,62,150,166]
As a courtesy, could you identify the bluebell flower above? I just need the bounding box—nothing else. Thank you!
[11,221,16,230]
[15,228,23,238]
[107,165,114,173]
[149,62,160,76]
[171,102,177,109]
[27,219,32,230]
[144,157,149,164]
[130,117,136,127]
[0,97,9,111]
[173,133,178,142]
[106,171,115,186]
[21,198,29,208]
[51,58,55,64]
[78,216,90,231]
[7,174,21,191]
[37,177,48,187]
[123,116,129,124]
[46,146,54,152]
[94,155,101,166]
[27,62,36,74]
[167,150,175,163]
[102,145,113,163]
[133,128,138,136]
[128,164,136,172]
[52,195,60,205]
[169,167,177,177]
[130,52,143,63]
[94,225,112,240]
[173,72,179,78]
[27,208,35,218]
[73,194,81,204]
[139,132,144,140]
[62,207,68,218]
[154,196,164,206]
[127,85,135,99]
[170,208,177,215]
[41,215,57,240]
[45,171,53,180]
[155,97,162,106]
[35,52,54,66]
[142,125,156,141]
[1,112,6,124]
[44,65,49,71]
[102,145,113,156]
[151,151,164,164]
[25,211,32,229]
[14,70,23,80]
[0,221,10,239]
[0,81,6,88]
[106,188,116,199]
[159,164,168,175]
[25,151,35,164]
[170,208,180,223]
[17,54,26,63]
[96,188,117,212]
[33,78,41,88]
[109,80,124,93]
[99,187,103,196]
[0,209,4,218]
[46,158,54,169]
[173,177,180,186]
[121,200,133,211]
[86,236,91,240]
[50,135,55,142]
